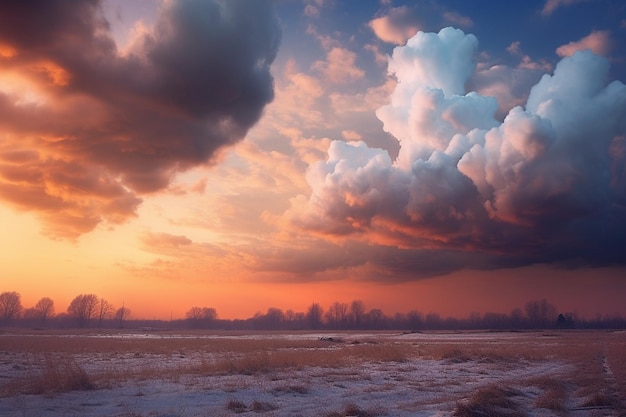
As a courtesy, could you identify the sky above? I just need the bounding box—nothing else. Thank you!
[1,0,625,321]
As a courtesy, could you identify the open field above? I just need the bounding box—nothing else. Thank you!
[0,330,624,417]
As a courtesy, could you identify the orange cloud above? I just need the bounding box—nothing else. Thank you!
[313,47,365,83]
[368,6,420,45]
[0,0,280,238]
[556,30,612,57]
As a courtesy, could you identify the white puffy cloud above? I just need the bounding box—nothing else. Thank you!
[288,27,626,274]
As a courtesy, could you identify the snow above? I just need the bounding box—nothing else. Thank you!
[0,331,619,417]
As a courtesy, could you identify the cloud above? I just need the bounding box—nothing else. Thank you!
[304,5,320,18]
[443,11,473,28]
[470,41,550,119]
[364,43,388,65]
[368,6,420,45]
[506,41,522,56]
[556,30,612,57]
[541,0,590,16]
[0,150,142,238]
[313,47,365,83]
[0,0,280,237]
[469,64,545,120]
[287,27,626,277]
[342,130,362,141]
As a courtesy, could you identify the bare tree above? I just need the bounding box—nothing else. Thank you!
[325,302,348,330]
[365,308,385,329]
[97,298,114,326]
[264,307,284,330]
[33,297,55,324]
[185,306,217,328]
[115,305,131,328]
[186,306,203,321]
[306,302,324,329]
[525,299,558,328]
[406,310,423,331]
[0,291,23,323]
[350,300,365,329]
[67,294,99,327]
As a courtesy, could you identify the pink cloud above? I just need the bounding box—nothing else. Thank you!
[541,0,590,17]
[304,5,320,18]
[443,11,473,28]
[313,47,365,83]
[368,6,420,45]
[556,30,612,57]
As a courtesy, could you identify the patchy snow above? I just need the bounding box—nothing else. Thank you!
[0,331,621,417]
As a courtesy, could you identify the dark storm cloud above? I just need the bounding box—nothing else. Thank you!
[0,0,280,236]
[289,28,626,277]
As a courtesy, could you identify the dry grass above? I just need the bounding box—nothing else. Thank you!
[226,399,247,413]
[324,402,382,417]
[2,328,626,417]
[0,333,418,396]
[454,385,526,417]
[530,376,567,411]
[271,383,310,395]
[3,355,95,396]
[225,398,279,413]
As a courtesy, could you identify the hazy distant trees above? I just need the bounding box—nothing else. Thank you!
[115,305,131,328]
[185,306,217,328]
[366,308,386,329]
[306,302,324,329]
[66,294,129,327]
[67,294,99,327]
[0,291,23,323]
[525,299,558,328]
[1,288,624,330]
[325,302,348,329]
[97,298,115,326]
[350,300,365,329]
[33,297,55,324]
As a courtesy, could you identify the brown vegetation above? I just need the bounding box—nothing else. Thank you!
[1,329,625,417]
[454,385,526,417]
[3,355,94,396]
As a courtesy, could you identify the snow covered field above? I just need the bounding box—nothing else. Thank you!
[0,330,624,416]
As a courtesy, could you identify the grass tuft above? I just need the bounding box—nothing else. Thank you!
[454,385,526,417]
[531,377,567,411]
[271,384,310,395]
[582,392,616,408]
[325,402,381,417]
[4,355,95,395]
[251,400,279,412]
[226,399,247,413]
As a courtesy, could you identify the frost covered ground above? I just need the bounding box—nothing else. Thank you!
[0,330,624,417]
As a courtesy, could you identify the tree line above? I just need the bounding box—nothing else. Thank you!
[1,290,625,330]
[0,291,130,328]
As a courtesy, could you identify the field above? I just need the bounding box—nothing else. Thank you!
[0,330,625,417]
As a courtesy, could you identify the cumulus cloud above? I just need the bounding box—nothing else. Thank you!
[470,41,549,119]
[556,30,612,57]
[288,27,626,277]
[0,0,280,237]
[368,6,420,45]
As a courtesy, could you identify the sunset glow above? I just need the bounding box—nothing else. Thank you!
[1,0,625,321]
